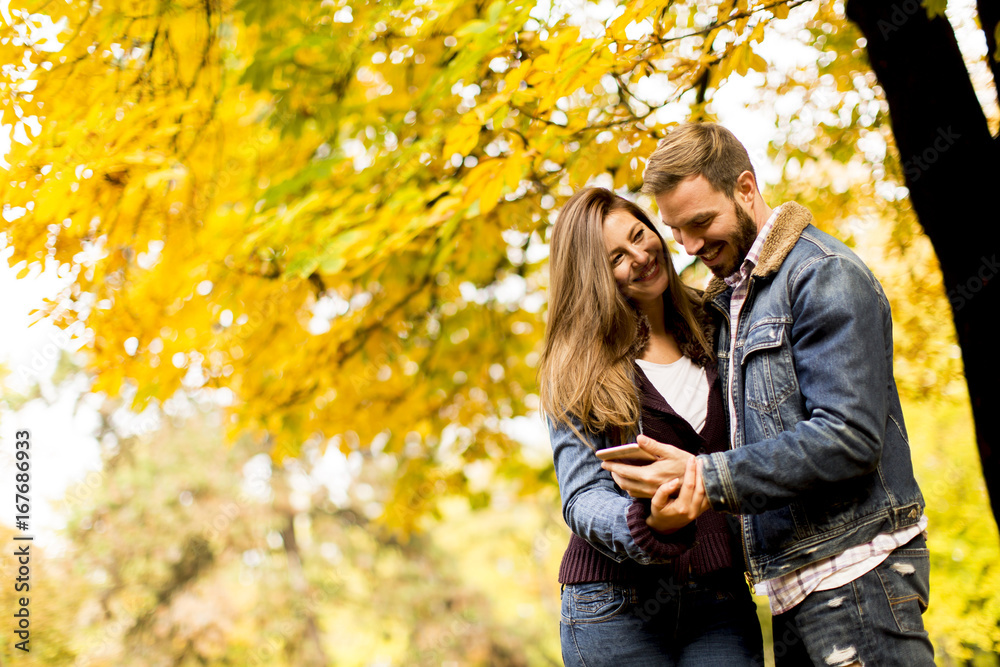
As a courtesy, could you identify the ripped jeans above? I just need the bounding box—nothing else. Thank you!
[770,533,933,666]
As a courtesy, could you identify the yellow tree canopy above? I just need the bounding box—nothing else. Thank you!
[0,0,808,530]
[0,0,960,532]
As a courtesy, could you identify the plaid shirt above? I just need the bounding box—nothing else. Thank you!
[760,515,928,614]
[723,205,927,615]
[723,205,782,437]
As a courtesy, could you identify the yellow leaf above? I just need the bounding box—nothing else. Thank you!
[144,165,188,189]
[502,153,525,192]
[479,171,506,215]
[501,61,530,95]
[461,160,505,210]
[609,2,650,41]
[442,118,481,158]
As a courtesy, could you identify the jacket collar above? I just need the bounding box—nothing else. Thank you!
[703,202,813,302]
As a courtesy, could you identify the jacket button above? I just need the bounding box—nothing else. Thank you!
[697,447,706,454]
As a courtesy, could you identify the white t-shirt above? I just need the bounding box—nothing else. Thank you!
[635,355,709,433]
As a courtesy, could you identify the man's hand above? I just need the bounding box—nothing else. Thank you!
[601,434,694,498]
[646,457,710,534]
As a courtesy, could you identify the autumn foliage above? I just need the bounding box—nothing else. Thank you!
[1,0,999,662]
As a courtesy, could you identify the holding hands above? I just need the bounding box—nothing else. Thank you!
[646,457,709,533]
[601,435,710,534]
[601,434,692,496]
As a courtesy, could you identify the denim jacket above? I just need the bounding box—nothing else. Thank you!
[698,202,925,583]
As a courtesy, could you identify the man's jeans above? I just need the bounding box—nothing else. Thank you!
[560,569,764,667]
[771,534,933,666]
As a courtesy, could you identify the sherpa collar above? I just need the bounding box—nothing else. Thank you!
[703,202,813,301]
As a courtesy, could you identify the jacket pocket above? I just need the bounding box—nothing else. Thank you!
[740,320,798,419]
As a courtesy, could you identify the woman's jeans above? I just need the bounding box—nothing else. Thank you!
[560,569,764,667]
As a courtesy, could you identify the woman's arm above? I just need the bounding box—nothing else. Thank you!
[548,414,696,565]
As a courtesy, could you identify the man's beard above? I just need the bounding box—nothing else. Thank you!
[707,202,758,278]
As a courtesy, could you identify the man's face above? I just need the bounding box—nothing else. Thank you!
[654,174,759,278]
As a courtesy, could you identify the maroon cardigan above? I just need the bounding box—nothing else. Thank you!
[557,362,742,584]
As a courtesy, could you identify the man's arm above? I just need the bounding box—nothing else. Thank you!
[700,254,891,514]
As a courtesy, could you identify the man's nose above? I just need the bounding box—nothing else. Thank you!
[678,231,703,257]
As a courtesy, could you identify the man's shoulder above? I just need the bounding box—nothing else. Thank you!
[784,224,875,279]
[795,224,854,257]
[779,225,888,311]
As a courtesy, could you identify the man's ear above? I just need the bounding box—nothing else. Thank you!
[735,170,757,204]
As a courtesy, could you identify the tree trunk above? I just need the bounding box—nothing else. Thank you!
[846,0,1000,531]
[274,469,331,666]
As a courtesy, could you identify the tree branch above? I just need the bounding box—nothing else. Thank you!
[647,0,812,48]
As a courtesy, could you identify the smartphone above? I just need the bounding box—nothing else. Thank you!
[595,443,658,465]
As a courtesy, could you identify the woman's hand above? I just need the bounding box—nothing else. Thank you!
[601,434,693,498]
[646,457,710,534]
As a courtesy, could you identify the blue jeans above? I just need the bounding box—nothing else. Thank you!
[771,534,933,666]
[560,569,764,667]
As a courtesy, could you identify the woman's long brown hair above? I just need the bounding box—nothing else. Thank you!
[538,187,713,447]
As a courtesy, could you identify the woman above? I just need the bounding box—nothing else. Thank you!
[539,187,763,666]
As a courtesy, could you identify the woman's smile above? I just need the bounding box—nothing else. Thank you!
[634,258,660,282]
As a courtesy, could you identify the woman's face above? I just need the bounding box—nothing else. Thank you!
[602,208,670,306]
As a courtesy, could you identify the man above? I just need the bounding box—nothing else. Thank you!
[604,123,931,666]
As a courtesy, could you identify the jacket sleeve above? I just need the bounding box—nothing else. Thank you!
[700,253,892,514]
[548,413,695,564]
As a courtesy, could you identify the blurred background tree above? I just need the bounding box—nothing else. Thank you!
[0,360,566,665]
[0,0,998,663]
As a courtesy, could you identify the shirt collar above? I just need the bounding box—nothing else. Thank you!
[724,204,783,287]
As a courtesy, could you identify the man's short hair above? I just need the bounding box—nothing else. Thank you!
[641,122,755,199]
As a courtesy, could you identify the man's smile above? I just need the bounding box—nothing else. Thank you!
[699,246,722,265]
